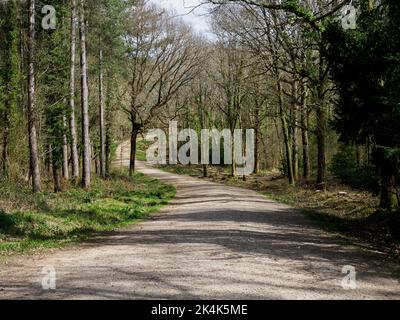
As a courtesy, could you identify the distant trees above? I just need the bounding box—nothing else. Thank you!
[211,35,248,177]
[205,0,399,210]
[207,0,345,187]
[123,1,202,176]
[0,0,398,214]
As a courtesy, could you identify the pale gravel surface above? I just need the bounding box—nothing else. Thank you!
[0,141,399,300]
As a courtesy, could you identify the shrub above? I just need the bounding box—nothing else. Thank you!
[330,145,379,193]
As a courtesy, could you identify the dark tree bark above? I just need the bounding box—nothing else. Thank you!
[316,104,326,188]
[52,158,62,193]
[105,127,111,175]
[277,76,294,186]
[254,127,259,174]
[380,170,399,211]
[378,152,399,211]
[301,82,311,181]
[2,113,10,176]
[129,126,139,177]
[105,70,113,175]
[316,55,328,188]
[291,81,299,182]
[45,143,52,176]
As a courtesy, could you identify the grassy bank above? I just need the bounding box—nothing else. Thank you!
[0,171,175,257]
[157,164,400,257]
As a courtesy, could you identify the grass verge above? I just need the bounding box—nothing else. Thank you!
[0,171,175,258]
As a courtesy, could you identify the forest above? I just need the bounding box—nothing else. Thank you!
[0,0,399,263]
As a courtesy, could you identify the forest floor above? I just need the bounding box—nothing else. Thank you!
[157,164,400,260]
[0,143,399,299]
[0,170,175,258]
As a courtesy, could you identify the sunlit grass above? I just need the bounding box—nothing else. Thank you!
[0,171,175,257]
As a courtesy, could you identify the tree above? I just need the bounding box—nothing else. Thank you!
[79,0,91,188]
[210,5,301,184]
[41,1,70,192]
[208,0,347,187]
[27,0,41,192]
[323,0,400,210]
[0,0,21,177]
[87,0,130,177]
[98,47,106,179]
[211,36,248,177]
[124,2,201,176]
[69,0,80,179]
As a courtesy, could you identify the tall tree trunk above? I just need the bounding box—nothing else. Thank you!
[202,104,208,178]
[20,18,25,98]
[130,123,139,177]
[254,127,259,174]
[2,113,10,176]
[105,70,113,175]
[45,142,52,176]
[380,160,399,211]
[69,0,79,179]
[231,131,236,177]
[62,114,69,180]
[292,81,299,182]
[277,77,294,186]
[301,82,311,181]
[28,0,41,193]
[356,145,361,167]
[203,164,208,178]
[316,102,326,188]
[105,124,111,175]
[79,0,91,188]
[316,54,327,189]
[99,48,106,179]
[52,156,62,193]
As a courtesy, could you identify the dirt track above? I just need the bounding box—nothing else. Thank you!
[0,141,399,299]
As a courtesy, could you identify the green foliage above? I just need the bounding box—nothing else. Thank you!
[324,0,400,148]
[282,0,315,25]
[0,0,21,110]
[323,0,400,209]
[330,145,379,192]
[38,1,70,171]
[0,0,22,176]
[136,140,151,161]
[0,171,175,256]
